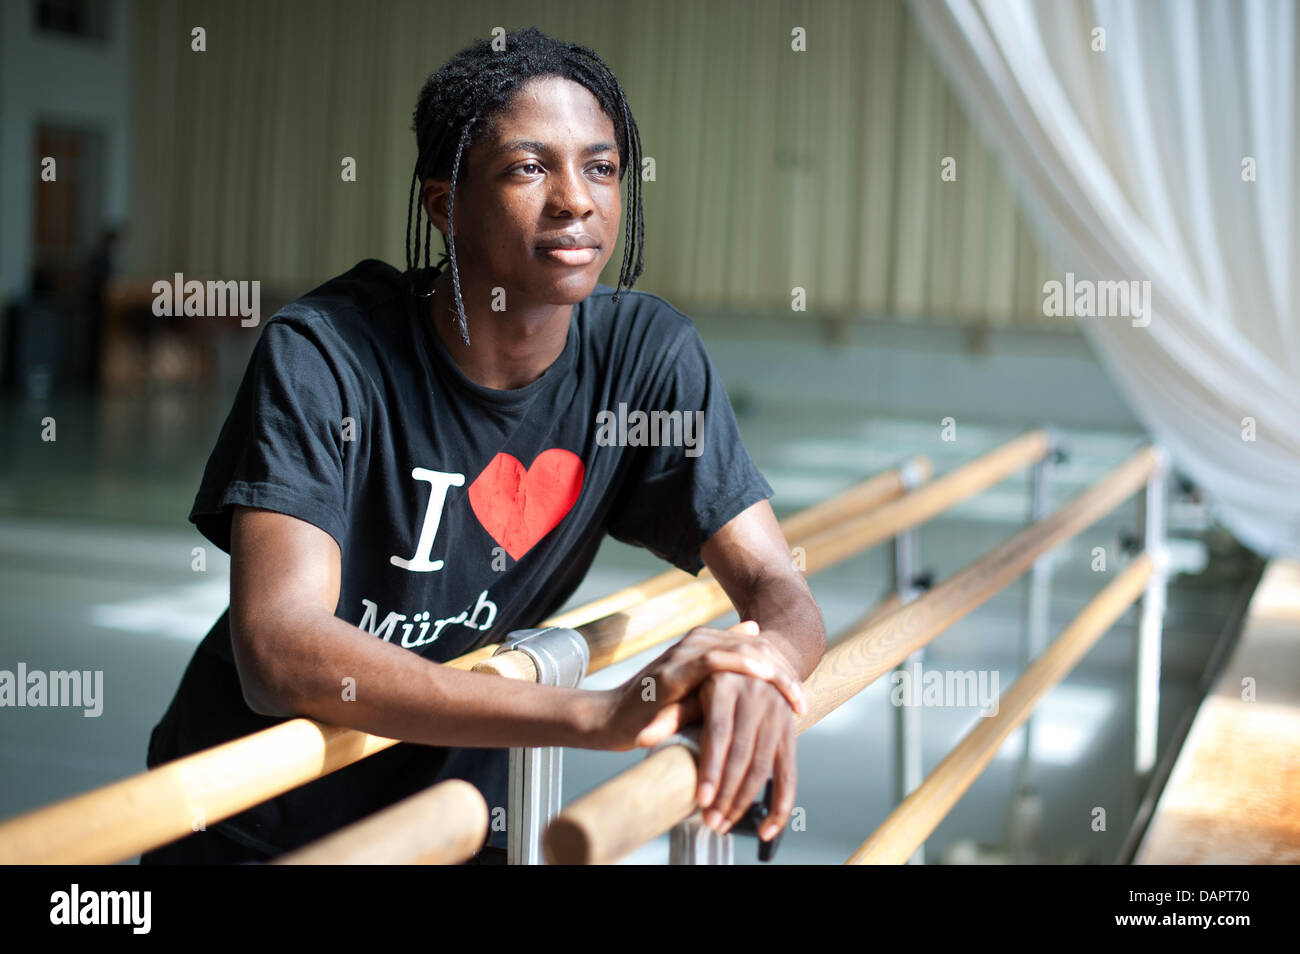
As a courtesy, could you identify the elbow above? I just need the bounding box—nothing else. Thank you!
[241,677,297,720]
[238,661,298,719]
[229,616,301,718]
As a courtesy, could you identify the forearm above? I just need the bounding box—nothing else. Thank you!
[238,611,604,750]
[731,568,826,680]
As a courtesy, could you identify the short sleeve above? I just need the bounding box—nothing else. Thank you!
[606,324,774,574]
[189,319,349,553]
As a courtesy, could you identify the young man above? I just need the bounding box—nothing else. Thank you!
[143,27,825,864]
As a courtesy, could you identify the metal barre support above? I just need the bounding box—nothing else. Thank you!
[891,458,929,865]
[497,627,590,865]
[1134,450,1170,787]
[1010,427,1062,863]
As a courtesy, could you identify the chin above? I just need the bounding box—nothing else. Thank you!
[542,270,601,304]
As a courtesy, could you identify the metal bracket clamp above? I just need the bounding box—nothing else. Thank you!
[495,626,589,690]
[1041,425,1069,465]
[899,456,928,492]
[649,726,702,758]
[495,626,590,865]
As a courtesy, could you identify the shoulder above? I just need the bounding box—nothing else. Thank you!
[254,259,411,373]
[582,282,701,357]
[270,259,407,337]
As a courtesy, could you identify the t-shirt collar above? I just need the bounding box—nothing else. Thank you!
[410,284,580,409]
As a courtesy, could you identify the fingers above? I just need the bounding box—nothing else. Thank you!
[695,678,797,841]
[657,631,808,715]
[656,648,804,716]
[695,674,738,815]
[719,696,782,833]
[708,684,772,832]
[762,718,798,841]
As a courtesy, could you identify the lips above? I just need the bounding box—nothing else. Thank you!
[536,233,600,266]
[536,232,599,250]
[538,246,599,266]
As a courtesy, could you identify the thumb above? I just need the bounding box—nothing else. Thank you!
[635,696,703,747]
[730,619,761,636]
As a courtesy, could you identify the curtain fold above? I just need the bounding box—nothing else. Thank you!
[908,0,1300,557]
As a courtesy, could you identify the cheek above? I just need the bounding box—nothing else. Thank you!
[600,189,623,231]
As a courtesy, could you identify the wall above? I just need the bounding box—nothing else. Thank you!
[124,0,1068,330]
[0,0,134,306]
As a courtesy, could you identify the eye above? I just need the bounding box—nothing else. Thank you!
[593,161,617,177]
[514,161,544,176]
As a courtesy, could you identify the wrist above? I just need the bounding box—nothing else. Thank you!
[567,688,612,749]
[754,627,817,682]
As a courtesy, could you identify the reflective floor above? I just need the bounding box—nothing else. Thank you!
[0,385,1258,865]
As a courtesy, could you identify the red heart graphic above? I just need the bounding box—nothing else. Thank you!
[468,449,584,560]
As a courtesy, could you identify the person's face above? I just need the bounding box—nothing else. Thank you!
[422,75,623,308]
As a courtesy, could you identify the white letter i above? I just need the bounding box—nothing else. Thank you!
[390,468,465,572]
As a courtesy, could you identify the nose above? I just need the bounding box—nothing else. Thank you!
[547,162,596,218]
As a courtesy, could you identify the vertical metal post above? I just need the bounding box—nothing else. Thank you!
[669,813,735,865]
[507,746,565,866]
[891,458,928,865]
[1010,430,1059,863]
[1134,451,1169,787]
[495,627,590,865]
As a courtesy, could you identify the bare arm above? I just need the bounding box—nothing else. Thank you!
[694,499,828,839]
[227,505,803,752]
[701,499,826,680]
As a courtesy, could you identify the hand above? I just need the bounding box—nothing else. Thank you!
[593,621,807,752]
[696,670,798,843]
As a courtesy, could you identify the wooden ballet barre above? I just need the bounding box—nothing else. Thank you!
[0,682,481,866]
[543,446,1159,864]
[845,553,1154,865]
[0,457,931,864]
[273,779,489,865]
[544,457,932,631]
[478,430,1051,682]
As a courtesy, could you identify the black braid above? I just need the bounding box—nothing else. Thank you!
[406,26,647,345]
[445,123,474,345]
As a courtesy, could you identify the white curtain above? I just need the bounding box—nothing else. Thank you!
[908,0,1300,559]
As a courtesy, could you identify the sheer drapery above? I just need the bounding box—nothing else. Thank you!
[908,0,1300,557]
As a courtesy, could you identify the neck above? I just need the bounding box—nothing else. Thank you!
[428,268,573,390]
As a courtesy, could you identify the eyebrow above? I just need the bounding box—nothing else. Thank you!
[495,139,617,158]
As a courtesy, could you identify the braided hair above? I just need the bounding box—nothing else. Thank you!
[406,26,645,346]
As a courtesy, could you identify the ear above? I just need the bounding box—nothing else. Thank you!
[420,178,454,238]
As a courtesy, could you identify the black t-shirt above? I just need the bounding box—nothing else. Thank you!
[147,258,773,856]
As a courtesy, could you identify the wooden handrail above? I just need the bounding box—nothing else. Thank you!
[543,459,931,631]
[0,457,932,864]
[846,553,1154,864]
[479,430,1050,681]
[273,779,489,865]
[543,446,1160,864]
